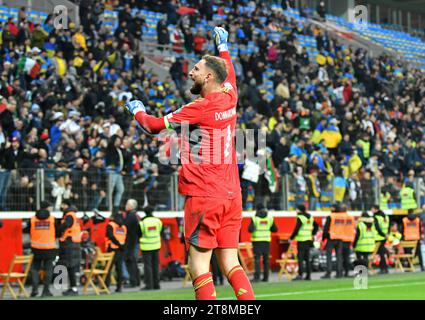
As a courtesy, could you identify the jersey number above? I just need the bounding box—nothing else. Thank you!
[224,125,231,158]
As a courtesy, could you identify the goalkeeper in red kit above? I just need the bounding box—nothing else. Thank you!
[124,27,255,300]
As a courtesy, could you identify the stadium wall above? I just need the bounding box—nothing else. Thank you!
[0,210,404,276]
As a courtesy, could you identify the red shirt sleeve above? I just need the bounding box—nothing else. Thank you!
[134,112,166,134]
[134,98,206,134]
[219,51,236,89]
[164,98,206,129]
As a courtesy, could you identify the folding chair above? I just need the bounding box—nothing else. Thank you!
[276,241,298,281]
[238,243,255,275]
[394,241,418,272]
[0,254,33,299]
[82,248,115,295]
[181,264,191,288]
[368,242,381,275]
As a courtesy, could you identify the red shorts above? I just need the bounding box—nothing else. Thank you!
[184,194,242,250]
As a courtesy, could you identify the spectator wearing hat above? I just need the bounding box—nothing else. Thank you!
[59,110,81,136]
[49,112,64,148]
[24,201,57,297]
[248,204,278,282]
[290,204,319,280]
[38,131,51,155]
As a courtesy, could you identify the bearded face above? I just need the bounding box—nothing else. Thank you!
[190,78,204,95]
[189,60,207,95]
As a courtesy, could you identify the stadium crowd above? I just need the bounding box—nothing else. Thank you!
[0,0,424,214]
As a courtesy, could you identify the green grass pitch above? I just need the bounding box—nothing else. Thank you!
[54,272,425,300]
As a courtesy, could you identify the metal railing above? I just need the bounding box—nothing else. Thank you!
[0,169,423,212]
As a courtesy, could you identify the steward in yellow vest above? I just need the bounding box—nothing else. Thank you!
[379,191,391,210]
[290,205,318,281]
[138,206,163,290]
[400,183,417,210]
[248,204,277,282]
[354,212,375,269]
[371,205,389,274]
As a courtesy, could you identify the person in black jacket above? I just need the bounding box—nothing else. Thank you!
[57,199,81,296]
[123,198,141,287]
[105,211,127,292]
[400,209,424,272]
[2,137,24,170]
[290,205,319,280]
[371,205,389,274]
[156,20,170,49]
[0,100,16,137]
[321,203,343,279]
[105,135,125,212]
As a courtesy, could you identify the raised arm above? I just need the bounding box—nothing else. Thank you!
[125,99,205,135]
[213,27,236,89]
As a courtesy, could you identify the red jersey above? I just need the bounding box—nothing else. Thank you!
[164,51,240,199]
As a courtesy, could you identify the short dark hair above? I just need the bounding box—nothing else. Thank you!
[202,55,228,84]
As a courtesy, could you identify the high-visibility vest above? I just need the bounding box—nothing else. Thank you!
[251,216,273,242]
[295,215,314,242]
[387,231,402,245]
[379,192,390,210]
[400,187,417,210]
[329,212,347,240]
[355,221,375,253]
[59,211,81,243]
[357,139,370,159]
[139,217,162,251]
[402,217,420,241]
[374,215,389,242]
[105,221,127,250]
[342,215,356,243]
[30,215,57,249]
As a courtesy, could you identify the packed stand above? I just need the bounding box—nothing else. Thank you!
[0,0,424,214]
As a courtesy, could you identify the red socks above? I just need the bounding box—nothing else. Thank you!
[227,265,255,300]
[193,267,255,300]
[193,272,216,300]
